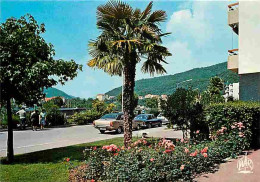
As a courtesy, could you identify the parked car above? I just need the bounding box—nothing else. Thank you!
[134,114,162,128]
[93,113,142,134]
[157,113,169,125]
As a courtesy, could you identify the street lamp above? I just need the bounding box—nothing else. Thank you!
[176,79,193,89]
[121,70,124,112]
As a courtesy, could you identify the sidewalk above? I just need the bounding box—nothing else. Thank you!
[196,149,260,182]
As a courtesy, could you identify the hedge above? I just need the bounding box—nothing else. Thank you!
[206,101,260,148]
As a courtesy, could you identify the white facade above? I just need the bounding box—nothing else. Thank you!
[239,1,260,75]
[225,83,239,101]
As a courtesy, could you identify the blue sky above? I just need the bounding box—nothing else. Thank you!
[1,0,238,98]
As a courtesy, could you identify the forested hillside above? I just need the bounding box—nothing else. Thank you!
[106,62,239,96]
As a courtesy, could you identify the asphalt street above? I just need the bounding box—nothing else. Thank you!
[0,125,182,157]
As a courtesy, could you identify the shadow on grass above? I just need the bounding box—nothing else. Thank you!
[0,137,127,165]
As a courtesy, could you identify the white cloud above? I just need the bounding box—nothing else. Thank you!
[164,1,235,75]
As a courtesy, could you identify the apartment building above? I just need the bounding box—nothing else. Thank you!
[224,83,239,101]
[228,1,260,101]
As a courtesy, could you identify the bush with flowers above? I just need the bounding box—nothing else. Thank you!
[69,101,260,181]
[69,136,250,181]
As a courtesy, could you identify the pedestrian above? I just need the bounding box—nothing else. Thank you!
[39,109,47,130]
[31,110,39,131]
[16,107,26,130]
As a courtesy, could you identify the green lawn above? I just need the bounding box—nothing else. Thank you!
[0,137,128,182]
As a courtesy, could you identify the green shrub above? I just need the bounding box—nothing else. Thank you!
[46,107,66,126]
[68,110,101,125]
[206,101,260,148]
[0,114,20,128]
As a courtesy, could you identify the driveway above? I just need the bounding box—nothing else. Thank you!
[0,125,182,157]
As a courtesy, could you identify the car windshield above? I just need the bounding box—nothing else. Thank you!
[135,115,148,120]
[101,113,118,119]
[158,114,162,117]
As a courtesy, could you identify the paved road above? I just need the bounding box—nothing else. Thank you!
[0,125,182,157]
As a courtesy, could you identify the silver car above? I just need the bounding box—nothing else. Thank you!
[157,113,169,125]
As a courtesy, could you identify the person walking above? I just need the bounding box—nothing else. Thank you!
[16,107,26,130]
[39,109,47,130]
[31,110,39,131]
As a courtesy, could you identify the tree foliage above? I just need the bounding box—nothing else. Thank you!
[145,98,158,109]
[0,14,82,163]
[0,14,82,105]
[88,1,171,146]
[161,88,205,138]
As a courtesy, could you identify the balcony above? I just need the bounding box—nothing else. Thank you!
[228,49,238,73]
[228,2,239,34]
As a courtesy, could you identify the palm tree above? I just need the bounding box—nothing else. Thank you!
[88,1,171,147]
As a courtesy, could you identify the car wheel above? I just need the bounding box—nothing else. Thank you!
[117,127,123,134]
[147,123,152,129]
[158,122,162,127]
[136,124,141,130]
[100,130,105,134]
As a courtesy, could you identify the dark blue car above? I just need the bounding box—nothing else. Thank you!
[134,114,162,128]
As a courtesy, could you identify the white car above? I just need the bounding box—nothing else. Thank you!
[157,114,169,125]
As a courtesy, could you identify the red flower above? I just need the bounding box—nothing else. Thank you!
[114,153,118,156]
[184,147,189,154]
[202,153,208,158]
[117,148,120,152]
[93,146,97,150]
[180,165,185,171]
[201,147,208,154]
[150,158,155,162]
[90,179,95,182]
[66,158,70,162]
[190,150,198,157]
[163,150,172,154]
[196,130,200,134]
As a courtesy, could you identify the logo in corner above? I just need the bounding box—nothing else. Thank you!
[237,152,254,173]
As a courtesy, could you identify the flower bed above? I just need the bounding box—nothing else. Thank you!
[69,102,260,181]
[69,136,248,181]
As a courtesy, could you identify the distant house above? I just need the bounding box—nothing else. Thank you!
[44,96,65,103]
[96,94,107,101]
[138,96,144,100]
[144,94,160,99]
[59,108,86,116]
[108,96,116,100]
[144,94,152,99]
[161,95,168,100]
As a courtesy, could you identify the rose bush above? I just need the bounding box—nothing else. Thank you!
[69,135,249,182]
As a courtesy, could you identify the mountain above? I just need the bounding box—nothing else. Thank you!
[43,87,75,99]
[105,62,239,96]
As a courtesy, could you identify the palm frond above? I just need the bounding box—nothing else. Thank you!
[140,1,153,20]
[141,59,167,76]
[147,10,167,23]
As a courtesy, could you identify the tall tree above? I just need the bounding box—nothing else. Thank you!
[0,14,82,163]
[88,1,171,146]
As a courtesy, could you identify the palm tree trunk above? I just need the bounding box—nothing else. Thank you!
[123,54,136,147]
[7,96,14,163]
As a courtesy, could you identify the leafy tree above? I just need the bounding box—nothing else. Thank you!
[161,88,204,138]
[208,76,224,95]
[201,76,225,106]
[88,1,171,146]
[92,99,106,114]
[0,14,82,163]
[106,103,116,113]
[51,97,64,107]
[145,98,158,109]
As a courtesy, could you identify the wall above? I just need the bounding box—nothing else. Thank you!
[239,1,260,74]
[239,73,260,101]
